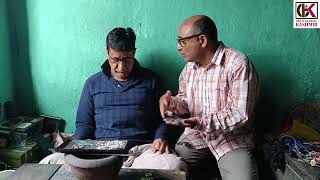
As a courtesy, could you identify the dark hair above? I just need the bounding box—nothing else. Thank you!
[106,27,136,51]
[192,15,218,43]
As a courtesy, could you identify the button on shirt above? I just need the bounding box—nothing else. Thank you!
[171,42,260,160]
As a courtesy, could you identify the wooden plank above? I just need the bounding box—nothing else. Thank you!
[119,168,186,180]
[11,163,61,180]
[50,164,76,180]
[51,164,186,180]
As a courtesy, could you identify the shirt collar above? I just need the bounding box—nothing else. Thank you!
[193,41,225,70]
[212,41,225,65]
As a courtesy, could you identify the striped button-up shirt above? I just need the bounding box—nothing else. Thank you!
[171,42,260,160]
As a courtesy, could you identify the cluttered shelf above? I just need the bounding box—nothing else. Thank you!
[0,114,64,169]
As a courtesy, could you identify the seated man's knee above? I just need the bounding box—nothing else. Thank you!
[218,148,258,180]
[174,145,219,179]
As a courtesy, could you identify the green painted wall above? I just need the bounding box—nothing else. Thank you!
[6,0,320,134]
[0,0,13,121]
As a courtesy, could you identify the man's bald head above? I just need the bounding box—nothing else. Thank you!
[181,15,218,44]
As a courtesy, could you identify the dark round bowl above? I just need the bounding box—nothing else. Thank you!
[64,154,123,180]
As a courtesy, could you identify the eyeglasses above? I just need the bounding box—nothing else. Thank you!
[177,33,203,47]
[109,56,135,64]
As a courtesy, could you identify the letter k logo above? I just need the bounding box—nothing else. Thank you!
[307,3,316,17]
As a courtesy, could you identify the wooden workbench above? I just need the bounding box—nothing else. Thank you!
[10,163,186,180]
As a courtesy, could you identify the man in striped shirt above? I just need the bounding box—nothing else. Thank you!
[160,15,260,180]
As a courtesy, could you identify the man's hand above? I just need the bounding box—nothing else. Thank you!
[159,90,172,118]
[164,117,197,128]
[151,138,170,154]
